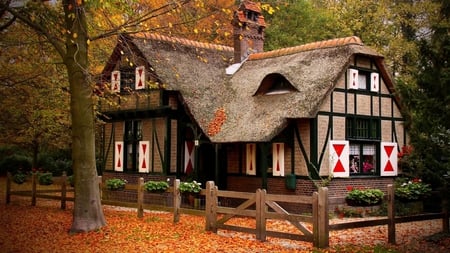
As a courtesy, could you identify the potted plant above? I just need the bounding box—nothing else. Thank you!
[144,180,169,193]
[105,178,127,191]
[179,181,202,206]
[345,186,384,206]
[395,178,431,202]
[179,180,202,194]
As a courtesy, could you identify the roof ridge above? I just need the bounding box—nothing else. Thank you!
[248,36,363,60]
[132,32,234,52]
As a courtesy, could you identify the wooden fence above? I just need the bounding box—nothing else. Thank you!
[204,181,329,248]
[5,175,449,249]
[6,172,74,209]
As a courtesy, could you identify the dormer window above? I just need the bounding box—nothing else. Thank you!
[347,68,379,92]
[120,66,135,92]
[255,73,297,96]
[245,10,258,22]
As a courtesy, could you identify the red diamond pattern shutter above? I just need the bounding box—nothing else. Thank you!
[111,70,120,92]
[184,141,194,174]
[272,143,285,176]
[380,142,398,176]
[246,143,256,175]
[114,141,124,172]
[329,140,349,178]
[139,141,150,173]
[135,66,145,90]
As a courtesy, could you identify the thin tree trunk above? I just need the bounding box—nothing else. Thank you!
[63,0,106,232]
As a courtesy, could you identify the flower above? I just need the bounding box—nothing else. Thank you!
[105,178,127,190]
[179,181,202,193]
[345,186,384,206]
[395,177,431,201]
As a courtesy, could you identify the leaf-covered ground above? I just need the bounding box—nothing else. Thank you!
[1,179,449,252]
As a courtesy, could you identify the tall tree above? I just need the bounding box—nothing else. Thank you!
[396,0,450,188]
[0,0,233,233]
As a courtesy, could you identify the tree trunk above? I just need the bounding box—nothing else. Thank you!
[63,0,106,232]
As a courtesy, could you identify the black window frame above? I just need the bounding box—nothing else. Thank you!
[346,117,380,176]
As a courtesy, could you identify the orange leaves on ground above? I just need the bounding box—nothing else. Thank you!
[0,199,448,253]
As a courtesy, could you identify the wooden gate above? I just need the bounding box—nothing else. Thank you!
[204,181,329,248]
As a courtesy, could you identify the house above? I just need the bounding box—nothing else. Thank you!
[98,0,407,207]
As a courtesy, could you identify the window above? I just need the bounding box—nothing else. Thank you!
[124,120,142,171]
[346,117,380,175]
[120,67,135,92]
[347,68,379,92]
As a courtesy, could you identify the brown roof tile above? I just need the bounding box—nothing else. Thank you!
[249,36,363,60]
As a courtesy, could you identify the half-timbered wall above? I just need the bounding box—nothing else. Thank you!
[317,55,407,177]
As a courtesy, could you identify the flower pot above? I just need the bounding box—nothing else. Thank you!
[346,198,382,207]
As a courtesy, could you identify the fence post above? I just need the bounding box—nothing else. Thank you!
[317,187,329,248]
[387,184,396,244]
[205,181,217,232]
[256,189,266,241]
[31,173,37,206]
[137,177,144,218]
[6,172,11,204]
[61,172,67,210]
[173,179,180,223]
[312,191,319,247]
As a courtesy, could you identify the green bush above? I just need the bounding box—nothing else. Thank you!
[12,172,27,184]
[144,180,169,192]
[0,154,32,175]
[105,178,127,190]
[345,187,384,206]
[38,172,53,185]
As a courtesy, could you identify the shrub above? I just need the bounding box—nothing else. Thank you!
[144,180,169,192]
[345,186,384,206]
[38,172,53,185]
[395,178,431,201]
[105,178,127,190]
[12,172,27,184]
[0,154,32,175]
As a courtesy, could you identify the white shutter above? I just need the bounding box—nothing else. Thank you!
[246,143,256,175]
[138,141,150,173]
[114,141,124,172]
[370,73,379,92]
[272,143,285,177]
[380,142,398,176]
[329,140,349,178]
[111,70,120,93]
[348,69,359,90]
[135,66,145,90]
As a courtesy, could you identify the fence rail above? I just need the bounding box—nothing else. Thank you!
[5,175,449,249]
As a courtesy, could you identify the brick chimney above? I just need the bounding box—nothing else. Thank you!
[232,0,266,63]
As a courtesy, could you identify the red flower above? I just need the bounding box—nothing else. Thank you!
[346,185,354,191]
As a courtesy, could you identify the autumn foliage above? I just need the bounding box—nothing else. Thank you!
[1,196,449,253]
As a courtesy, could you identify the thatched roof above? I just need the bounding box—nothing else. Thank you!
[114,33,389,143]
